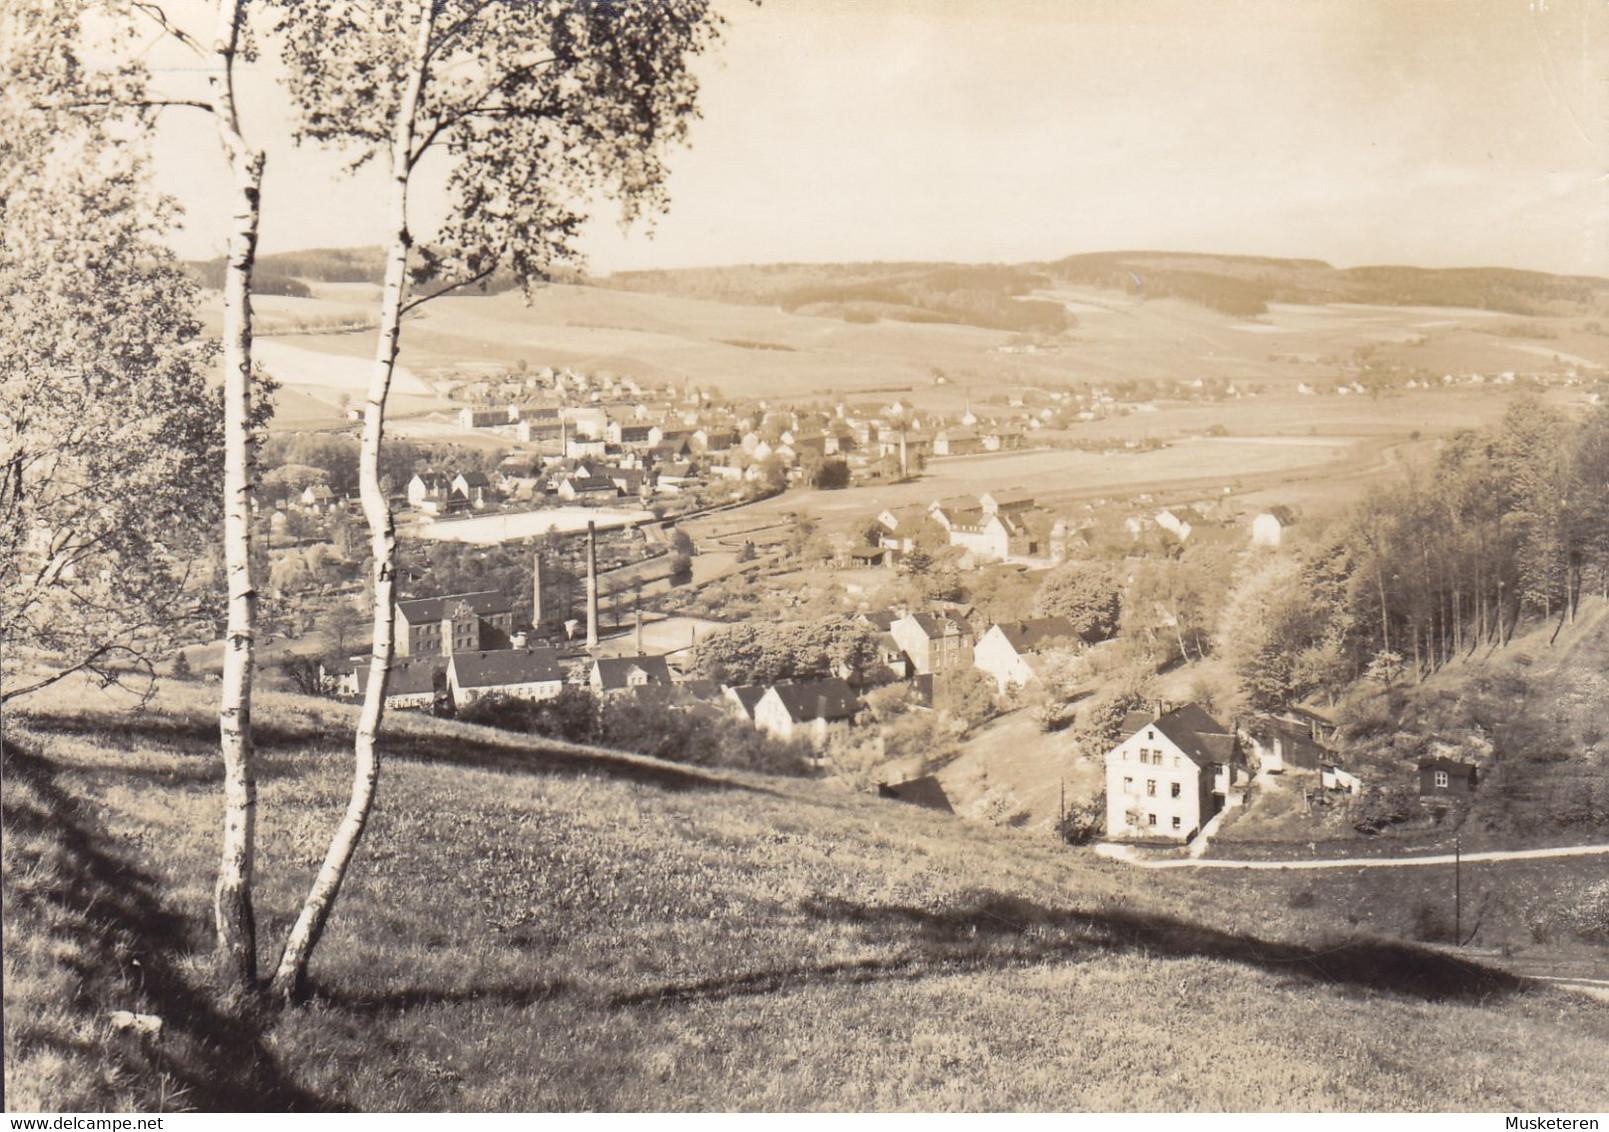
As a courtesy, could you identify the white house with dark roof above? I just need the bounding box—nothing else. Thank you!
[340,658,444,709]
[752,679,861,748]
[1104,704,1241,842]
[972,616,1081,692]
[447,648,566,705]
[590,654,674,694]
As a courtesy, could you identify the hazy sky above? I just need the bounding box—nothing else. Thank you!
[146,0,1608,275]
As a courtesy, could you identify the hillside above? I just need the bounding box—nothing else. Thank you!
[611,252,1609,322]
[6,678,1608,1111]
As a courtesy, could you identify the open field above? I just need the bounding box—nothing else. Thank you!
[7,677,1609,1111]
[686,436,1370,539]
[413,506,656,544]
[200,274,1609,424]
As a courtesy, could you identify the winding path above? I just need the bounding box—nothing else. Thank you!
[1095,841,1609,870]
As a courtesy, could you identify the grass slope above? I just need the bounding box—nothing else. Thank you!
[5,680,1608,1111]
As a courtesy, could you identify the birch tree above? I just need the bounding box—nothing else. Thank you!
[270,0,727,1000]
[22,0,272,989]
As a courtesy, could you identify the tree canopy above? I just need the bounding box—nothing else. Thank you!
[1,22,224,700]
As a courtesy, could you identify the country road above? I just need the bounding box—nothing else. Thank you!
[1095,841,1609,870]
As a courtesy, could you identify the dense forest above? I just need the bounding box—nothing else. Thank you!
[1223,398,1609,711]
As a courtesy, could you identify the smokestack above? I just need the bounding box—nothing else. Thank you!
[635,596,643,653]
[899,429,908,478]
[585,520,599,648]
[532,552,544,630]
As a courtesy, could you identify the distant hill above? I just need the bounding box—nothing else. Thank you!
[608,252,1609,324]
[1049,251,1609,319]
[609,261,1073,334]
[185,246,389,294]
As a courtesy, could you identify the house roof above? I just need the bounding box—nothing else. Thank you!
[562,475,617,493]
[878,776,954,813]
[396,590,510,624]
[992,616,1081,654]
[726,684,769,718]
[1151,703,1236,766]
[592,654,673,689]
[857,610,900,632]
[899,612,967,640]
[451,648,565,688]
[1418,757,1478,774]
[455,471,491,488]
[983,489,1034,510]
[768,679,860,723]
[353,659,442,697]
[1119,710,1154,738]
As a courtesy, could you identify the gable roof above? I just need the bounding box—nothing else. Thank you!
[1118,710,1154,739]
[856,610,899,632]
[900,612,967,640]
[725,684,769,718]
[353,659,442,697]
[1151,703,1236,766]
[397,590,510,624]
[982,489,1034,511]
[592,654,673,689]
[768,678,860,723]
[992,616,1081,654]
[451,648,566,688]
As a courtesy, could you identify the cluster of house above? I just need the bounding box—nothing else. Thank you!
[1102,701,1482,844]
[865,489,1050,567]
[851,607,1089,694]
[326,584,873,749]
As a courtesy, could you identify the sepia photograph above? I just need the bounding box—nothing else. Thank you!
[3,0,1607,1116]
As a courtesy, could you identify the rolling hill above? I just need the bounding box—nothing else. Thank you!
[5,677,1608,1111]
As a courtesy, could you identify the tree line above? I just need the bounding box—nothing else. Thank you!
[1222,398,1609,711]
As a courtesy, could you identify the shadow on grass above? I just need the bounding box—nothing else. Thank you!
[2,741,345,1112]
[311,979,572,1016]
[612,891,1526,1008]
[21,710,773,797]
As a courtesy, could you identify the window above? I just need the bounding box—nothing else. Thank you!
[1147,730,1155,740]
[1171,783,1181,799]
[1146,780,1157,796]
[1123,776,1133,795]
[1172,756,1181,768]
[1172,816,1182,830]
[1147,813,1157,827]
[1434,770,1449,789]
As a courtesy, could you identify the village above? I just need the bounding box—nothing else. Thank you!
[240,354,1535,858]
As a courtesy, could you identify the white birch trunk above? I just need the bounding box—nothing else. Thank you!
[271,0,435,1001]
[210,0,264,990]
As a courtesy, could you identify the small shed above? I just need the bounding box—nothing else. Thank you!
[1418,757,1478,797]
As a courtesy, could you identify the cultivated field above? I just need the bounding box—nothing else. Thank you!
[197,272,1609,435]
[414,506,656,545]
[6,678,1608,1111]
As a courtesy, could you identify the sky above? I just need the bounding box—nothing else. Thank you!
[143,0,1608,276]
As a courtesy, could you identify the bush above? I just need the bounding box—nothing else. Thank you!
[1058,793,1105,845]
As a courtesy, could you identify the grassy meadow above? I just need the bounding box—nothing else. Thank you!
[6,677,1609,1112]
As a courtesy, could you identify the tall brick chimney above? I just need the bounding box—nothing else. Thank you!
[585,521,599,648]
